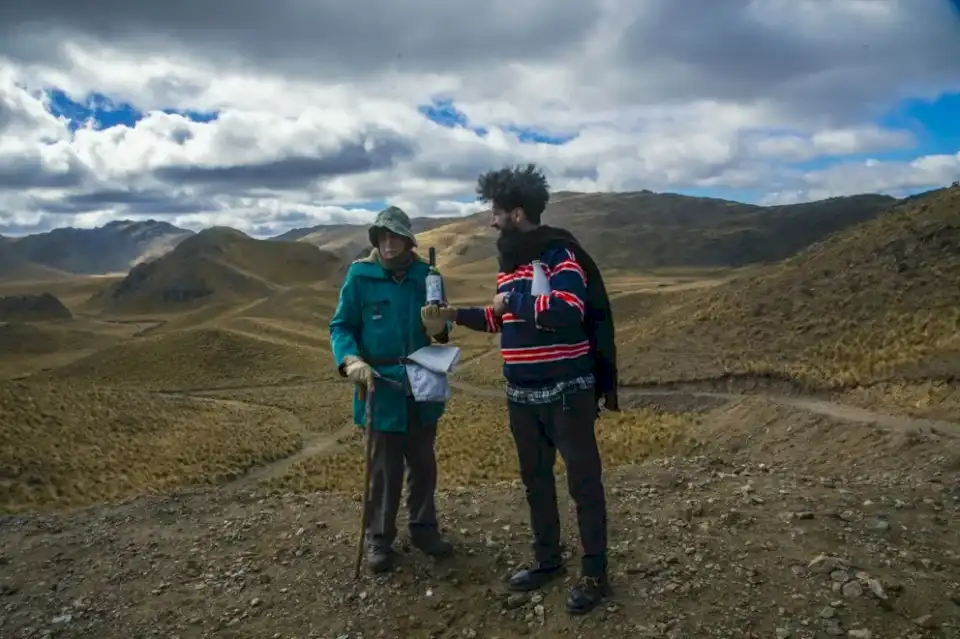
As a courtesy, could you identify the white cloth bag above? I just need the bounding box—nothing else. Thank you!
[404,345,462,402]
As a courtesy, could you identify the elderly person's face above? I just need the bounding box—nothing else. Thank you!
[377,230,409,261]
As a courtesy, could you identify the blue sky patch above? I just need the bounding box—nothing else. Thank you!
[878,91,960,158]
[417,96,577,145]
[45,88,219,131]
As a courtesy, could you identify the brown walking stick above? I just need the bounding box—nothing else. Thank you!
[354,380,375,580]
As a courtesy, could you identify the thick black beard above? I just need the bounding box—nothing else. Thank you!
[496,225,560,272]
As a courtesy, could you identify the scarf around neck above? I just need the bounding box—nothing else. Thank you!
[371,247,415,280]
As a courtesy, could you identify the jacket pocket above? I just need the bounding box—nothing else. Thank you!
[360,298,394,352]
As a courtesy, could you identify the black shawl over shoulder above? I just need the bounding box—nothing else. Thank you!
[497,226,620,413]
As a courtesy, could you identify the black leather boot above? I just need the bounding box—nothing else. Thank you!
[566,573,611,615]
[507,563,567,592]
[368,545,396,574]
[410,529,454,558]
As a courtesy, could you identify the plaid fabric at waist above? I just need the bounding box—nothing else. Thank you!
[506,374,594,405]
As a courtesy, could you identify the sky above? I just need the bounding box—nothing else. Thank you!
[1,0,959,238]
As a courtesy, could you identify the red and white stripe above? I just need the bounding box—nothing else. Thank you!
[551,290,585,316]
[501,341,592,364]
[502,312,523,323]
[532,291,586,324]
[495,251,586,289]
[483,306,501,332]
[497,266,536,288]
[550,250,587,286]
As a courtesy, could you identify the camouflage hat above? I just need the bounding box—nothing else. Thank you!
[368,205,417,247]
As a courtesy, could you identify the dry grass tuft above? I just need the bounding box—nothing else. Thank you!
[269,393,694,493]
[192,382,354,430]
[0,381,305,514]
[37,327,339,391]
[617,187,960,391]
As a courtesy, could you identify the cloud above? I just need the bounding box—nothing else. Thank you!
[0,0,958,237]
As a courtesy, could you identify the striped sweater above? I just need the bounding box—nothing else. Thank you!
[454,247,594,389]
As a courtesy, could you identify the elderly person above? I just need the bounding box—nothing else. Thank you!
[329,205,453,574]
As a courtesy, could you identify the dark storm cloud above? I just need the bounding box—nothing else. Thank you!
[30,188,220,215]
[0,156,89,190]
[615,0,960,120]
[0,0,600,80]
[153,136,417,190]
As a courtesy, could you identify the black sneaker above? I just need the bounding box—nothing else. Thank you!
[566,574,611,615]
[507,563,567,592]
[368,545,396,574]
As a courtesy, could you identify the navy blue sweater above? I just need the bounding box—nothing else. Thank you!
[455,247,594,388]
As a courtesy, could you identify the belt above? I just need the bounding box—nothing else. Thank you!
[365,356,407,366]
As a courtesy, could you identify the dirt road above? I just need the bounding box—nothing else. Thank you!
[450,380,960,436]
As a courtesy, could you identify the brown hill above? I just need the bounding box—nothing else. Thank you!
[617,185,960,391]
[95,227,343,313]
[0,292,72,322]
[0,245,72,282]
[273,217,455,262]
[417,191,898,271]
[271,191,897,272]
[3,219,194,275]
[39,326,340,391]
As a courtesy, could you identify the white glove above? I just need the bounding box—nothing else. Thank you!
[342,355,374,388]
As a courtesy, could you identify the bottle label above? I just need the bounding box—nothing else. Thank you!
[426,274,443,304]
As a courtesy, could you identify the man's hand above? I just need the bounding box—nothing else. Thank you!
[342,355,374,389]
[421,305,456,334]
[492,293,510,316]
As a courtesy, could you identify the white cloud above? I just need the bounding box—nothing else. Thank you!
[1,0,959,236]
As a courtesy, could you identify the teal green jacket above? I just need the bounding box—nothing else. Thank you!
[329,250,447,432]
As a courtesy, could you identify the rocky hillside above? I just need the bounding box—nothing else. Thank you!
[2,220,194,275]
[94,227,343,313]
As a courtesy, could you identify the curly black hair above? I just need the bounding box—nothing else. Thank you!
[475,163,550,224]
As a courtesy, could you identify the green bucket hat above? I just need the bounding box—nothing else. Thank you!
[368,205,417,247]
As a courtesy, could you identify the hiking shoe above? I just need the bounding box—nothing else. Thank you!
[411,532,454,558]
[368,546,396,574]
[566,574,611,615]
[507,563,567,592]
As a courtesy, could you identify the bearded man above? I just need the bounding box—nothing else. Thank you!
[420,164,619,615]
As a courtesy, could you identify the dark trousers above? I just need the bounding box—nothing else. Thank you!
[364,398,440,548]
[508,388,608,577]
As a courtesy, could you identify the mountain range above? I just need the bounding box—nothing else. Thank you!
[0,190,904,279]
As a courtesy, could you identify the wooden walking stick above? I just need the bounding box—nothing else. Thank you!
[354,380,375,580]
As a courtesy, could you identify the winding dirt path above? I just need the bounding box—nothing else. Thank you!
[450,380,960,436]
[228,422,358,488]
[158,372,959,490]
[152,390,360,488]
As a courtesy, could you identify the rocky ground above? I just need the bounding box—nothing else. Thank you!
[1,398,959,639]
